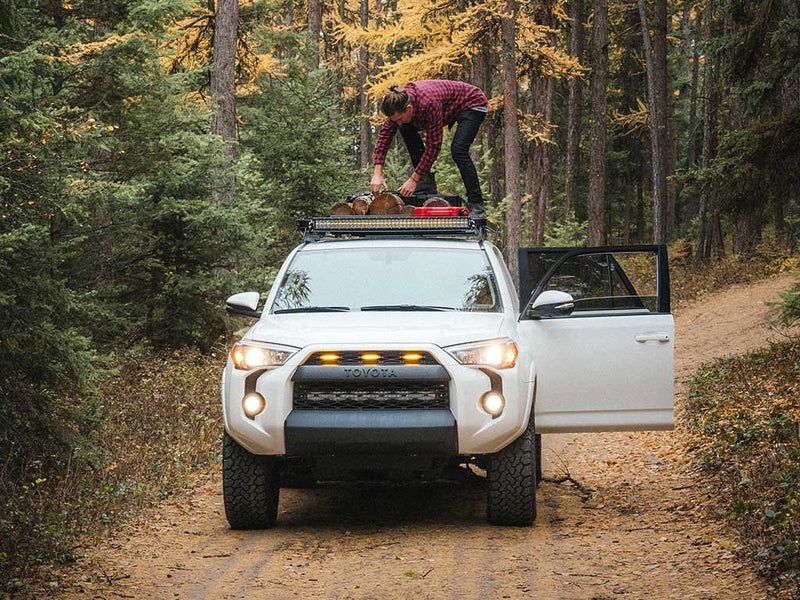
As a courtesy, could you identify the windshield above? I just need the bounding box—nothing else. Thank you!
[271,246,502,313]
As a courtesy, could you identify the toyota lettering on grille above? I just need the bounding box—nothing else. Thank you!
[343,367,399,378]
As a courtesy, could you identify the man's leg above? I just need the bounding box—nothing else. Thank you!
[400,124,437,194]
[452,109,486,219]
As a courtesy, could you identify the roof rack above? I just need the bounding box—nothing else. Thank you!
[297,215,485,242]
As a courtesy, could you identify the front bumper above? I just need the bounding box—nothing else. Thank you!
[222,343,531,456]
[284,409,457,455]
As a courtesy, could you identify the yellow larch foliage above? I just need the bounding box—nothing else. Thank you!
[162,6,214,72]
[614,98,651,133]
[162,0,282,96]
[63,34,133,65]
[334,0,506,100]
[334,0,581,137]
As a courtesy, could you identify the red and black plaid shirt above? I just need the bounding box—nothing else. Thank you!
[373,80,488,177]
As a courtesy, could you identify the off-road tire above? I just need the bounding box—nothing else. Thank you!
[487,417,537,526]
[222,430,280,529]
[535,433,543,484]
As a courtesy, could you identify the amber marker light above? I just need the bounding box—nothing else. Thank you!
[232,346,246,366]
[319,353,340,365]
[361,352,381,364]
[402,352,423,364]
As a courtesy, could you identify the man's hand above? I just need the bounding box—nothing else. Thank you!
[370,173,387,194]
[397,177,418,197]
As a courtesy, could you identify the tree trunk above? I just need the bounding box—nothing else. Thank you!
[472,44,499,205]
[774,195,786,237]
[525,74,554,246]
[308,0,322,69]
[733,209,762,256]
[476,46,502,207]
[686,9,701,168]
[637,147,646,242]
[713,212,725,256]
[211,0,238,206]
[357,0,371,169]
[666,66,677,235]
[526,3,556,246]
[637,0,669,244]
[620,3,643,244]
[624,182,633,244]
[587,0,608,246]
[778,0,798,245]
[501,0,521,278]
[487,110,503,207]
[694,0,714,267]
[471,46,491,174]
[565,0,584,218]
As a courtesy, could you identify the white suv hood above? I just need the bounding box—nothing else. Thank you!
[248,312,506,348]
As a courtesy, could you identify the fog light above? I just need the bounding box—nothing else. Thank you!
[481,391,505,418]
[242,393,266,419]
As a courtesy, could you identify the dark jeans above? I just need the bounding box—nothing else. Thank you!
[400,109,487,219]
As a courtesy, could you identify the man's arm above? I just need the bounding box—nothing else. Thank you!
[370,164,386,193]
[371,118,398,193]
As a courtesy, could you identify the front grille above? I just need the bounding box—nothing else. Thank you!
[293,382,449,410]
[304,351,439,366]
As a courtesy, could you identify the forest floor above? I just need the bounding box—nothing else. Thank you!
[56,272,796,600]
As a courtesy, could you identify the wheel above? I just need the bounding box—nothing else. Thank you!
[222,430,280,529]
[535,433,543,484]
[487,417,537,526]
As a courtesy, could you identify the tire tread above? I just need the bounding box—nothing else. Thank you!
[487,417,537,526]
[222,431,280,529]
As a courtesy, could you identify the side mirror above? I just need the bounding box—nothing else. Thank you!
[226,291,262,319]
[528,290,575,319]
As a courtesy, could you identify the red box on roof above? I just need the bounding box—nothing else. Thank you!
[413,206,470,217]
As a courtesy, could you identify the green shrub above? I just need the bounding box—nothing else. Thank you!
[776,275,800,328]
[0,348,222,594]
[686,341,800,597]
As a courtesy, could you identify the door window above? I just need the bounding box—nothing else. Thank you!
[521,247,669,318]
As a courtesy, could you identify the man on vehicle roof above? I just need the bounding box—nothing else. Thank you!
[370,80,488,221]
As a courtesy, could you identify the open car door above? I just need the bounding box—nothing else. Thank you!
[518,246,673,433]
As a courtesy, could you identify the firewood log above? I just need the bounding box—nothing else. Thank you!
[368,192,404,215]
[330,202,355,215]
[352,195,371,215]
[400,205,416,216]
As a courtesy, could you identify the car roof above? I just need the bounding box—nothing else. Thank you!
[298,238,489,251]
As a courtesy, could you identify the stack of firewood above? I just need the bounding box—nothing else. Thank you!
[329,193,451,216]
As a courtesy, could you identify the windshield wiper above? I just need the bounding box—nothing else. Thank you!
[360,304,456,312]
[273,306,350,314]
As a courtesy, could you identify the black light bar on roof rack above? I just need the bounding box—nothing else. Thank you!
[297,215,480,240]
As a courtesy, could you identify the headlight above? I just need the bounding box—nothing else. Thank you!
[445,338,518,369]
[230,342,297,370]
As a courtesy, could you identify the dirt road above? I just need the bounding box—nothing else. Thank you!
[64,273,796,600]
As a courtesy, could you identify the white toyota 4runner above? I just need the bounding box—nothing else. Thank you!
[221,215,674,528]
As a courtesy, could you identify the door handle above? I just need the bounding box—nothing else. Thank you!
[635,333,670,343]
